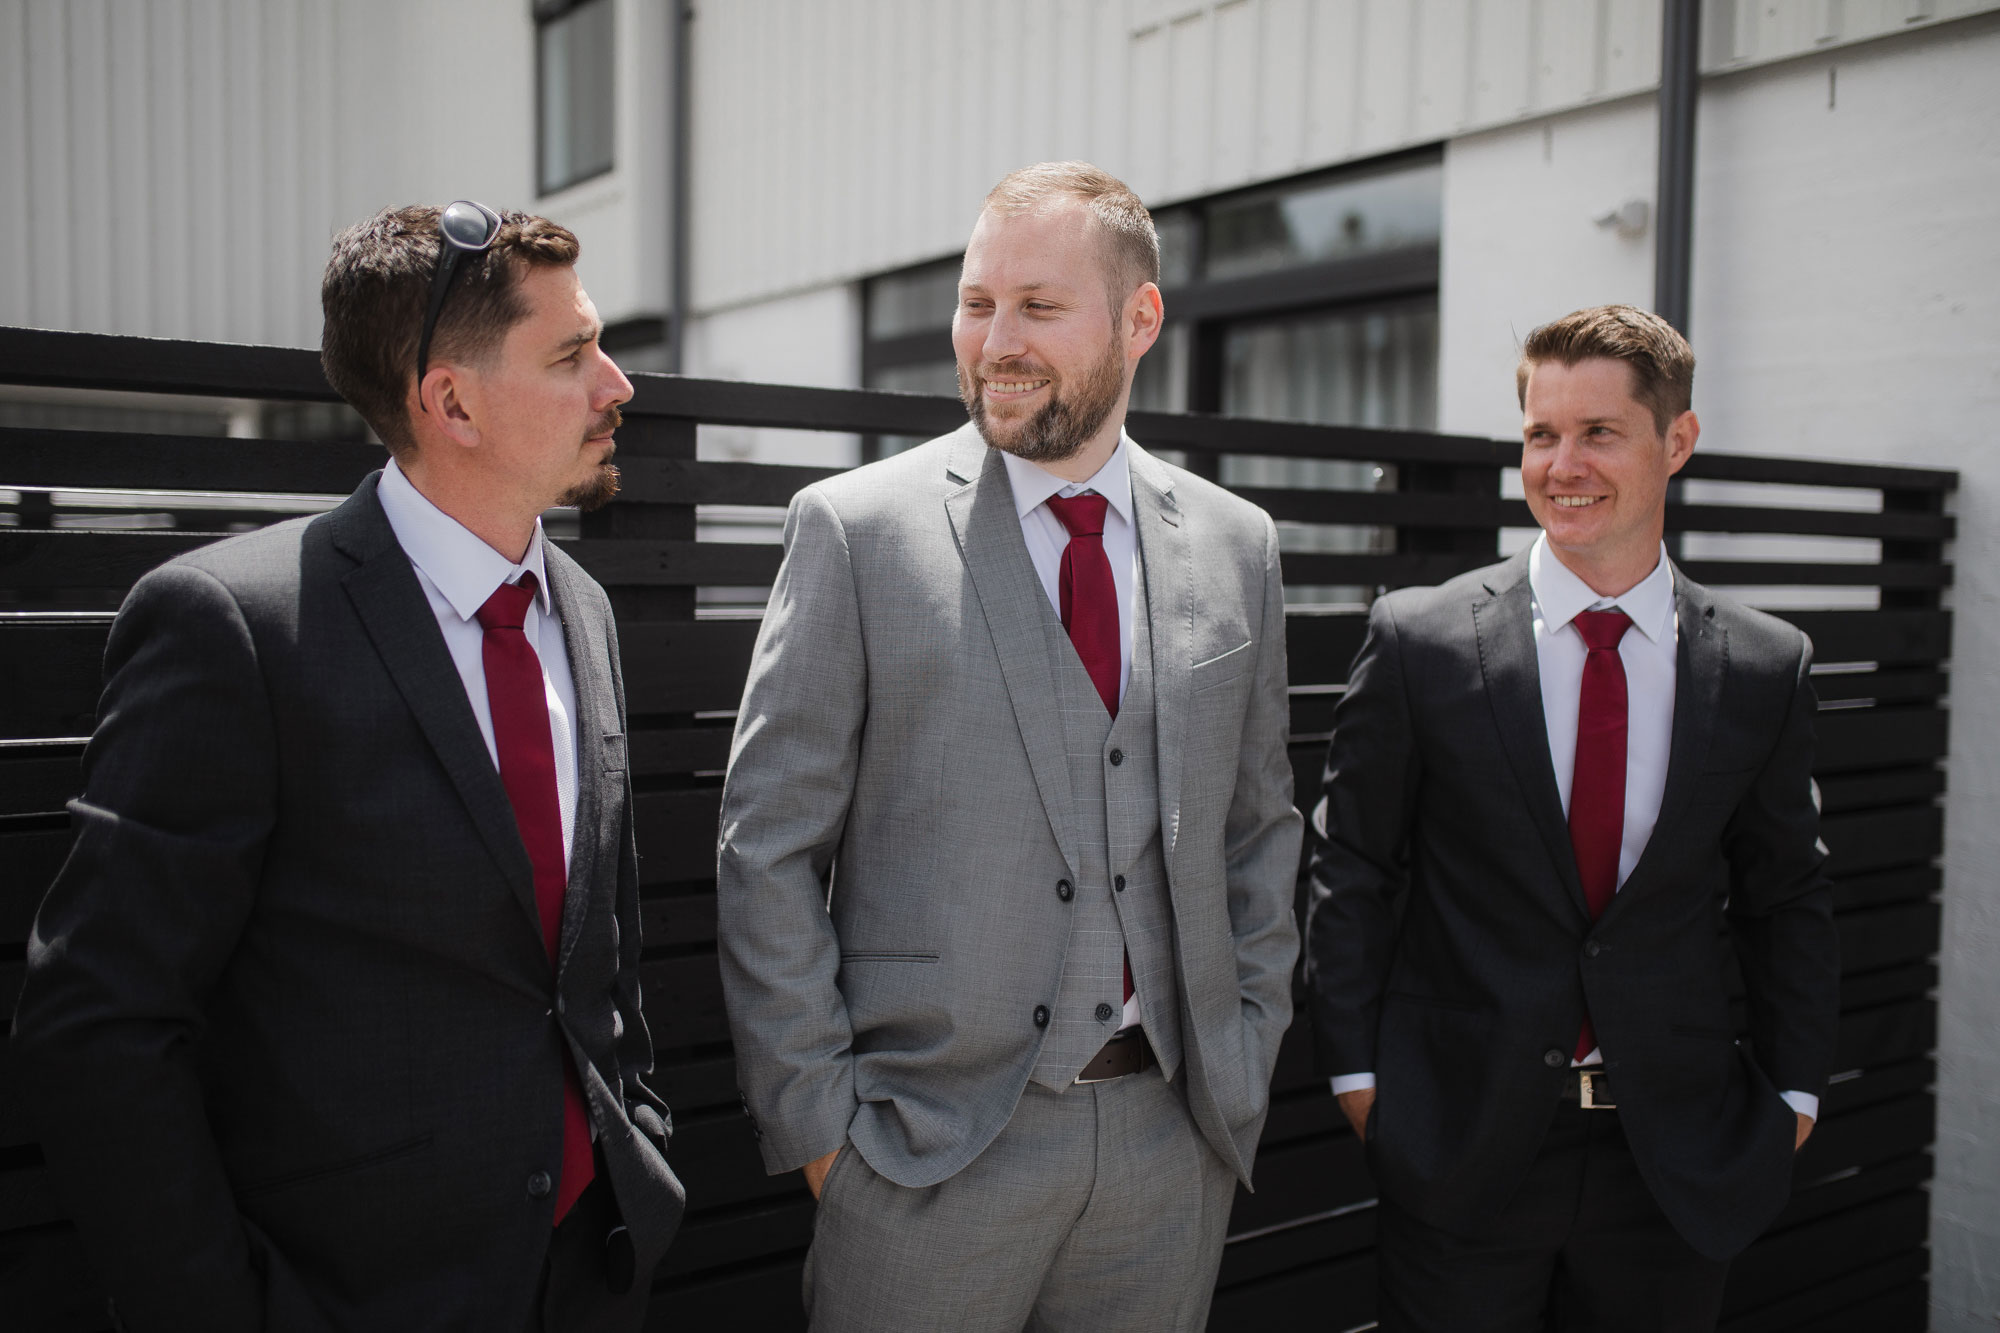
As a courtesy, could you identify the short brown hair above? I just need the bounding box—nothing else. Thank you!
[320,205,581,454]
[982,162,1160,304]
[1516,304,1694,433]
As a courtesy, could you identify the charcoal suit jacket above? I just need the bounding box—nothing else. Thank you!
[12,473,683,1331]
[1304,548,1840,1261]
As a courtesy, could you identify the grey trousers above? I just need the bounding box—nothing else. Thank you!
[803,1067,1239,1332]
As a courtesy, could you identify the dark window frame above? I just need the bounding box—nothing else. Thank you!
[534,0,617,198]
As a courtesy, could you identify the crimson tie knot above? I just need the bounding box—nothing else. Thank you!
[475,573,539,633]
[1573,608,1631,652]
[1045,492,1108,539]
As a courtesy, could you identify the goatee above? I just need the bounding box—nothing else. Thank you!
[561,406,623,511]
[960,335,1125,465]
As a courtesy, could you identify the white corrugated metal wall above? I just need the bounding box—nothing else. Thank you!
[686,0,2000,314]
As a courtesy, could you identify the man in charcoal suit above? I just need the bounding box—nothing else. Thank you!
[1305,305,1840,1331]
[716,162,1303,1330]
[13,203,682,1332]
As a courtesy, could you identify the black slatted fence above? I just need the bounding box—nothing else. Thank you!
[0,326,1953,1331]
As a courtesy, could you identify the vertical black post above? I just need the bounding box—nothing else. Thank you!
[1655,0,1701,334]
[665,2,694,374]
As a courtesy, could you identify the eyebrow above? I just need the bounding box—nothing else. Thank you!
[554,324,601,355]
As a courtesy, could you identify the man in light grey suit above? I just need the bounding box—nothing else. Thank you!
[717,162,1303,1330]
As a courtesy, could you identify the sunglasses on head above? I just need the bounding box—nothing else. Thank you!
[415,200,505,407]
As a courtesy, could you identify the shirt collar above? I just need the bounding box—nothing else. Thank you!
[1001,433,1136,527]
[1528,532,1676,644]
[376,457,552,623]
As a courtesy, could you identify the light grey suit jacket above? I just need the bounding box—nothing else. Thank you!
[717,425,1302,1190]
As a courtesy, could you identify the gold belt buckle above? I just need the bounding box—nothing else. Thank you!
[1579,1069,1616,1110]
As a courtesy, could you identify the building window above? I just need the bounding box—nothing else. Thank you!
[536,0,615,195]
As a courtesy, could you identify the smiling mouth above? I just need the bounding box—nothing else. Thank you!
[984,378,1051,397]
[1551,496,1605,508]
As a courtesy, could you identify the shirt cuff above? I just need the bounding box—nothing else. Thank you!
[1781,1090,1819,1121]
[1330,1073,1377,1097]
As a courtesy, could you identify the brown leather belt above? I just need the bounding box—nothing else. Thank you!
[1563,1067,1617,1110]
[1075,1028,1156,1084]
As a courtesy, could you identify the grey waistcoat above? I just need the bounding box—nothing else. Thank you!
[1030,557,1185,1091]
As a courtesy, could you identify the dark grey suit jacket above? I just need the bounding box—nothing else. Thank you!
[12,475,683,1331]
[1305,549,1840,1261]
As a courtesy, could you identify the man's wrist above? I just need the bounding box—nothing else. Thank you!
[1331,1073,1376,1097]
[1780,1090,1818,1121]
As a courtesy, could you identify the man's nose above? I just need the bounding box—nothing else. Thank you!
[982,308,1027,363]
[598,349,634,407]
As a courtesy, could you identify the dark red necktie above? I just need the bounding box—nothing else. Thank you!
[1569,609,1631,1062]
[1043,493,1132,1007]
[477,574,595,1224]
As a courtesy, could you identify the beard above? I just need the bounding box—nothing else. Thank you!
[559,404,623,511]
[960,334,1126,466]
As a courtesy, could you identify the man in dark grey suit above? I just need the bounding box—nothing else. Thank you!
[718,163,1303,1330]
[1306,306,1840,1330]
[12,204,682,1331]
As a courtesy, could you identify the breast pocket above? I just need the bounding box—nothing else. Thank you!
[1190,639,1254,693]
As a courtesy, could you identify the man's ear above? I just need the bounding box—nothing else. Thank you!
[422,364,482,452]
[1665,409,1699,476]
[1125,282,1164,359]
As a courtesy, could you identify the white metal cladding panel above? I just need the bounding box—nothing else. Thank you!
[0,0,540,348]
[688,0,2000,314]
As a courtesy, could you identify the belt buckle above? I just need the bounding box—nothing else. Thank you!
[1579,1069,1616,1110]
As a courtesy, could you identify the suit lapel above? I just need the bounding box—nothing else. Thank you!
[1470,551,1590,920]
[331,475,542,939]
[544,546,614,970]
[941,425,1082,875]
[1605,571,1724,919]
[1129,446,1189,866]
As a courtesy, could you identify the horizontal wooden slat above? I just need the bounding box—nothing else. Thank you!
[1821,806,1942,877]
[640,954,730,1052]
[1277,551,1486,588]
[0,530,233,591]
[1678,560,1950,589]
[1813,707,1948,772]
[615,457,835,507]
[629,725,736,777]
[1837,962,1935,1013]
[1680,450,1955,492]
[1284,612,1370,686]
[1830,866,1938,912]
[1810,668,1945,706]
[1720,1188,1929,1318]
[1818,1058,1933,1119]
[0,428,381,493]
[0,746,83,816]
[561,539,784,587]
[659,1108,798,1214]
[1836,904,1940,975]
[1792,1093,1934,1188]
[1834,999,1934,1069]
[0,327,338,401]
[1779,610,1952,665]
[1668,503,1951,541]
[620,620,762,714]
[0,829,71,945]
[1208,1249,1375,1330]
[1722,1249,1927,1332]
[0,619,109,740]
[648,1253,808,1330]
[1218,1207,1374,1290]
[1816,766,1943,815]
[658,1195,813,1281]
[634,789,724,885]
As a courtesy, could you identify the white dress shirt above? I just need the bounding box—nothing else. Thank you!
[1333,535,1816,1119]
[376,458,581,874]
[1002,435,1142,1029]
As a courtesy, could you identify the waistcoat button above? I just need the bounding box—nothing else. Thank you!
[1109,748,1124,766]
[1056,879,1074,902]
[1095,1003,1115,1022]
[1543,1049,1567,1068]
[1033,1005,1050,1028]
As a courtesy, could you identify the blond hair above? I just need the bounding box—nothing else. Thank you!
[983,162,1160,302]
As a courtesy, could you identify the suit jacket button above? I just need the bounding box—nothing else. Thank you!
[1543,1049,1566,1068]
[1114,875,1126,892]
[1584,941,1602,958]
[1034,1005,1050,1028]
[1095,1003,1115,1022]
[1056,879,1074,902]
[527,1170,553,1200]
[1109,748,1124,766]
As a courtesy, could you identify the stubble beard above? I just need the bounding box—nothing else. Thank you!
[559,405,623,511]
[960,334,1126,466]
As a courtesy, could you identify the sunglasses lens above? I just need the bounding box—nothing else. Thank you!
[440,201,499,248]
